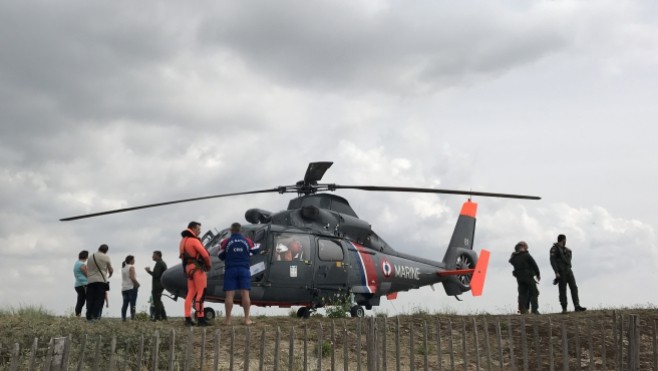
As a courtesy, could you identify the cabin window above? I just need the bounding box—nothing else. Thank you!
[318,239,343,262]
[274,234,311,262]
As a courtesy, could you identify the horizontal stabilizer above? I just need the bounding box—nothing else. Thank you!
[437,268,475,277]
[470,249,490,296]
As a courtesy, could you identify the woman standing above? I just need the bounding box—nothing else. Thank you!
[73,250,89,317]
[121,255,140,321]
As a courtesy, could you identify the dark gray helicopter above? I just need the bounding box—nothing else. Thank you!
[61,162,540,318]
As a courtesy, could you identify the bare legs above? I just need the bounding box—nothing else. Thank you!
[224,290,253,325]
[224,290,234,325]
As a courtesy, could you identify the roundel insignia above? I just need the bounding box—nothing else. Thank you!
[381,258,393,278]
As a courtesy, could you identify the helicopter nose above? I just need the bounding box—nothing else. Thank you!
[161,264,187,298]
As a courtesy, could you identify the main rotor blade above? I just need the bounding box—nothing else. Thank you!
[303,161,333,184]
[60,188,282,221]
[331,185,541,200]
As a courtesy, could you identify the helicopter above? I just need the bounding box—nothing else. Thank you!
[61,161,540,318]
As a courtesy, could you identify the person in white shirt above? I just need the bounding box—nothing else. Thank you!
[86,244,113,321]
[121,255,140,321]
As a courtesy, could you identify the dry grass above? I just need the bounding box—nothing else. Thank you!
[1,307,657,370]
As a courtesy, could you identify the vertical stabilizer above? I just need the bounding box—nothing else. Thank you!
[441,200,479,296]
[442,201,477,267]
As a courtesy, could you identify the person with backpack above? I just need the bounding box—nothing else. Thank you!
[509,241,541,314]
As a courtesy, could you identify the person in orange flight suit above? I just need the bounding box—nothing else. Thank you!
[179,221,212,326]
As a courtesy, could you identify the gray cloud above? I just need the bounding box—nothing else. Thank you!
[1,0,657,316]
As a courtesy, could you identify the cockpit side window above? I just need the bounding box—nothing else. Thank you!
[274,233,311,262]
[206,229,230,256]
[318,239,344,262]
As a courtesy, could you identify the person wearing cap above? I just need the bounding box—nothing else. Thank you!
[509,241,541,314]
[550,234,586,313]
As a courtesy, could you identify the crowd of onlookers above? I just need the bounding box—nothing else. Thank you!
[73,246,167,322]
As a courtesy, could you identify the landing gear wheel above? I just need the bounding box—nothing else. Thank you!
[350,305,365,318]
[203,308,216,321]
[296,307,311,319]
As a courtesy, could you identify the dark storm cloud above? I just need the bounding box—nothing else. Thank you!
[199,1,569,93]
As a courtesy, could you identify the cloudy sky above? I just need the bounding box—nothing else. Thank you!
[2,0,657,318]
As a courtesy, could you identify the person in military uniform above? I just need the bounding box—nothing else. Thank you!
[550,234,586,313]
[509,241,541,314]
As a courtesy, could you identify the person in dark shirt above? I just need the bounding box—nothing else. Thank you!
[145,250,168,321]
[509,241,541,314]
[550,234,586,313]
[219,222,259,325]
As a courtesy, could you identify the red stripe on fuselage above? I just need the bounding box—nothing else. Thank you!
[352,242,378,293]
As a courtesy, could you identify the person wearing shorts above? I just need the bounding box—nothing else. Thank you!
[219,222,259,325]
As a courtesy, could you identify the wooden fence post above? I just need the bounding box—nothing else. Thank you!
[258,328,265,371]
[574,323,580,371]
[168,329,176,371]
[28,337,39,371]
[507,318,516,371]
[303,323,308,371]
[382,317,388,371]
[230,327,235,371]
[448,318,455,371]
[368,318,376,371]
[561,321,569,371]
[437,319,443,371]
[548,318,554,371]
[317,323,323,371]
[495,319,504,371]
[461,320,468,371]
[152,330,160,371]
[185,327,194,371]
[410,319,415,371]
[600,322,606,371]
[343,322,349,371]
[395,317,400,371]
[243,327,250,371]
[472,318,480,371]
[108,335,117,371]
[92,336,101,371]
[533,321,541,371]
[137,334,144,371]
[289,326,295,371]
[274,326,280,371]
[483,318,492,371]
[201,328,208,371]
[423,320,429,371]
[258,328,264,371]
[9,343,19,371]
[587,321,593,371]
[520,316,528,371]
[331,321,336,371]
[76,334,87,371]
[62,335,72,370]
[627,314,640,371]
[357,319,363,371]
[652,321,658,370]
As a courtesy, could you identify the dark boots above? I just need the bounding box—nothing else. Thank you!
[185,317,195,326]
[575,306,587,312]
[197,317,210,327]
